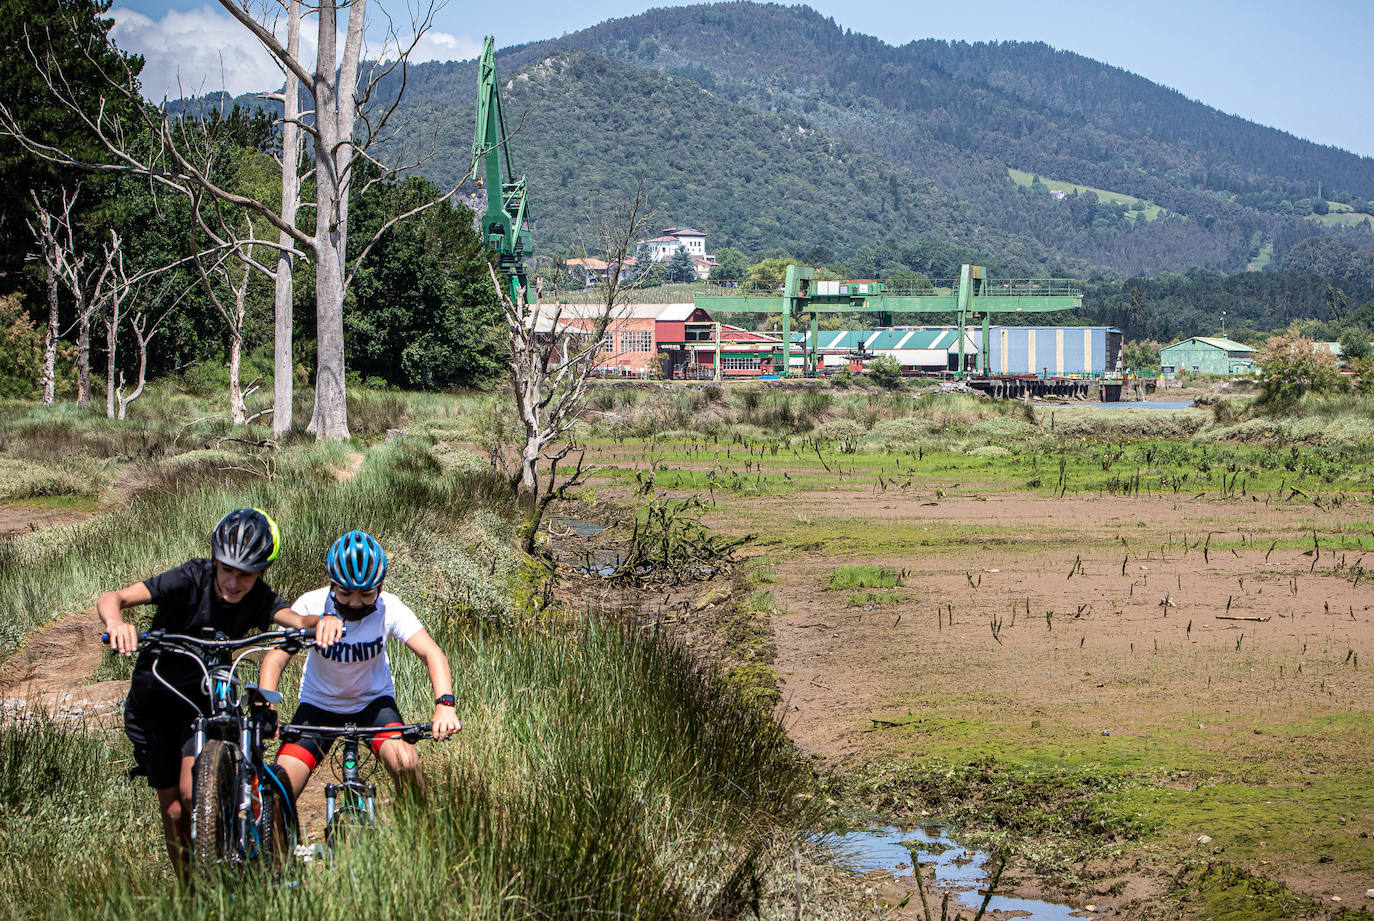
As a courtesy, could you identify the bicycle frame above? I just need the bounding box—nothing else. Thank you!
[277,722,432,843]
[107,628,319,868]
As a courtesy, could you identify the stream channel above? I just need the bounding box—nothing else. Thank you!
[832,825,1087,919]
[552,517,1088,919]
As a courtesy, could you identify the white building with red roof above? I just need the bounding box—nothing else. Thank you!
[641,226,709,262]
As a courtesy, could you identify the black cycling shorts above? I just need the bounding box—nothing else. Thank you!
[277,695,404,771]
[124,697,197,790]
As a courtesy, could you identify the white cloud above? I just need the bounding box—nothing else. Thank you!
[110,6,307,100]
[374,30,482,64]
[111,6,480,103]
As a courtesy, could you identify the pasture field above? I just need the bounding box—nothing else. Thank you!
[1008,168,1166,222]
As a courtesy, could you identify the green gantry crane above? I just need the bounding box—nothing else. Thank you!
[473,35,532,305]
[694,264,1084,378]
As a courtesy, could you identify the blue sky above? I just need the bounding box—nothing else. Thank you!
[110,0,1374,158]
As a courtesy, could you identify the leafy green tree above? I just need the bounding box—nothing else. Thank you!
[1338,326,1372,362]
[640,262,668,287]
[747,256,796,288]
[1124,339,1162,370]
[709,246,749,281]
[0,0,143,283]
[866,354,904,389]
[1257,328,1347,405]
[0,294,43,397]
[665,246,696,283]
[345,174,504,389]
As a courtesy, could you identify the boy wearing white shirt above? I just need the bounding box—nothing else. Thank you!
[259,530,460,799]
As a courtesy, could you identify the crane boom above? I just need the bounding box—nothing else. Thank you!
[472,35,532,303]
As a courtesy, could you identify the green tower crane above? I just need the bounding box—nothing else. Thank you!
[695,264,1083,379]
[472,35,532,305]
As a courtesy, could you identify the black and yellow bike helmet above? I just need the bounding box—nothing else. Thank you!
[210,508,281,573]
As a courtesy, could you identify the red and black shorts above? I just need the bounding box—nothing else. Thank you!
[277,695,404,772]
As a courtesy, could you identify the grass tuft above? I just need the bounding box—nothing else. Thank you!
[826,565,903,591]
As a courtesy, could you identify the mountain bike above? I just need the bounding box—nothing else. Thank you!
[277,721,434,847]
[104,627,320,875]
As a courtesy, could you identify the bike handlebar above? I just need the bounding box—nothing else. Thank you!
[101,626,339,653]
[278,722,436,745]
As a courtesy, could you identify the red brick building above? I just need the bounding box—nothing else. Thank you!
[546,303,781,377]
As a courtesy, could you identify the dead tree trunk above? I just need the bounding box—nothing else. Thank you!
[27,192,73,405]
[42,268,58,404]
[269,0,302,437]
[115,311,153,419]
[98,233,124,419]
[304,0,365,440]
[75,310,91,409]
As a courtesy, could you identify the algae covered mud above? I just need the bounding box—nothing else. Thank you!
[567,382,1374,919]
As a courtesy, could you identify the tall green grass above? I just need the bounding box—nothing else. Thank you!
[5,618,821,920]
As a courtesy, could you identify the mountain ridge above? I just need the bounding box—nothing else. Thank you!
[192,2,1374,278]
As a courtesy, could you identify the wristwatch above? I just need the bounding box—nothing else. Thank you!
[435,694,456,708]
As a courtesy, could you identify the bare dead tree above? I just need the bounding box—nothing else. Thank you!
[26,187,80,404]
[95,229,125,419]
[0,2,469,439]
[189,189,278,425]
[33,187,111,410]
[256,0,305,437]
[90,228,193,419]
[492,181,655,552]
[114,309,153,419]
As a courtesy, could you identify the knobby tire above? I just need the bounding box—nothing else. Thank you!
[191,739,240,874]
[324,803,369,848]
[258,782,295,874]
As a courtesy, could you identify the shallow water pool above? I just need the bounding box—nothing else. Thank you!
[829,825,1090,919]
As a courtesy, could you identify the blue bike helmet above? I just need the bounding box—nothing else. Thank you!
[326,530,388,591]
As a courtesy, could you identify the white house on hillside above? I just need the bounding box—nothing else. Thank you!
[642,227,708,262]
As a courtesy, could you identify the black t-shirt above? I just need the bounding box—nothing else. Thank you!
[127,558,288,721]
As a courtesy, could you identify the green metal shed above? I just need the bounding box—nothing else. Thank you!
[1160,337,1257,377]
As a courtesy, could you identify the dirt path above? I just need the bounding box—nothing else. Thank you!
[0,503,92,537]
[0,608,125,719]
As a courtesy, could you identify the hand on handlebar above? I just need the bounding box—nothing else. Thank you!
[103,622,139,657]
[430,706,461,740]
[313,614,344,649]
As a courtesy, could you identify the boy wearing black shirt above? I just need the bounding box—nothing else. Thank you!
[98,508,340,879]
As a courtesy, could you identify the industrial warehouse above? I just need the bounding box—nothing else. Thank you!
[557,301,1124,384]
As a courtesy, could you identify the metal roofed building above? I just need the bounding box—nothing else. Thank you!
[791,326,1123,376]
[986,326,1124,376]
[1160,336,1257,377]
[790,328,980,372]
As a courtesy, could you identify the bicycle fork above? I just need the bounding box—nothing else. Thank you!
[323,782,377,824]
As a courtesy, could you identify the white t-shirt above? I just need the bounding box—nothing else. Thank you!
[293,587,425,712]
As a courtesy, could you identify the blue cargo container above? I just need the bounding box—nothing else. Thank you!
[985,326,1123,376]
[778,325,1124,376]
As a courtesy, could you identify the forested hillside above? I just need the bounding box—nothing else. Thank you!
[443,2,1374,276]
[391,51,1091,276]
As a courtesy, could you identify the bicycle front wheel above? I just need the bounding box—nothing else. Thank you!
[324,804,370,848]
[258,782,296,873]
[191,739,241,872]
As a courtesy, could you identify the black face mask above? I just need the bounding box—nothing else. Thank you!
[330,595,378,621]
